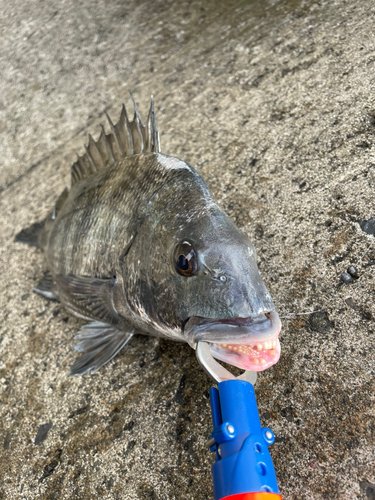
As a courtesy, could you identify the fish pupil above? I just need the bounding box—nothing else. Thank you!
[177,255,189,271]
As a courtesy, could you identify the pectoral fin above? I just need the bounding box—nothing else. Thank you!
[58,274,118,324]
[70,322,134,375]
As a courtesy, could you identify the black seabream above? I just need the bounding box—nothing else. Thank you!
[16,97,282,375]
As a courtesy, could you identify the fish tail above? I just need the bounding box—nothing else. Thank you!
[15,220,45,248]
[15,187,69,249]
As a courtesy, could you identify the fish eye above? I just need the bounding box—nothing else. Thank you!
[174,241,197,277]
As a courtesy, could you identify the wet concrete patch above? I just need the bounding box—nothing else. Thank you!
[360,217,375,236]
[34,422,53,445]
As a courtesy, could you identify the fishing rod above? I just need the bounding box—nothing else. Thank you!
[196,342,282,500]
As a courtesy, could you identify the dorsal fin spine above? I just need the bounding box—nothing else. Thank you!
[84,143,97,171]
[100,125,115,164]
[148,96,161,153]
[105,111,123,156]
[70,96,161,186]
[88,133,104,167]
[145,98,152,152]
[117,104,134,156]
[130,92,143,126]
[129,93,144,153]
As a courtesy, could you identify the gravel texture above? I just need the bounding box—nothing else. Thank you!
[1,0,375,499]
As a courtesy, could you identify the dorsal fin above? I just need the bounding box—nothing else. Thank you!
[71,96,161,186]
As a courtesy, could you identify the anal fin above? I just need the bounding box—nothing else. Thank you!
[34,271,59,300]
[70,322,134,375]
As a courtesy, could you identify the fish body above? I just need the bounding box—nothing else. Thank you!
[17,98,281,375]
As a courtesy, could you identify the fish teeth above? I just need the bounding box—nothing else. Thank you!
[216,338,278,357]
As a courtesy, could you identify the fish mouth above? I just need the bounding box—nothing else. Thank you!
[184,312,281,372]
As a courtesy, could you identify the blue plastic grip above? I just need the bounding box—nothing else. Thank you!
[209,380,279,500]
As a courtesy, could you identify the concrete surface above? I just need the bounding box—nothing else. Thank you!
[1,0,375,498]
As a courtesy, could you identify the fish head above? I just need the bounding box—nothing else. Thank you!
[146,167,281,372]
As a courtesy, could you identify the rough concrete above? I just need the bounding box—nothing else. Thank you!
[1,0,375,498]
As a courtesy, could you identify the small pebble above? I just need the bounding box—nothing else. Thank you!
[347,266,359,278]
[340,272,352,284]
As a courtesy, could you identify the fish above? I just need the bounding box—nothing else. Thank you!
[16,96,282,376]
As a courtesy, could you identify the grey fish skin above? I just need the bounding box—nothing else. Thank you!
[17,99,281,375]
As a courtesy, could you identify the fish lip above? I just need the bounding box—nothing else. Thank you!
[184,311,281,348]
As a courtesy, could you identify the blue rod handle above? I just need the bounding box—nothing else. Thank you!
[208,380,280,500]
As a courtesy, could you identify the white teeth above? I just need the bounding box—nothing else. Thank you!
[217,337,279,360]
